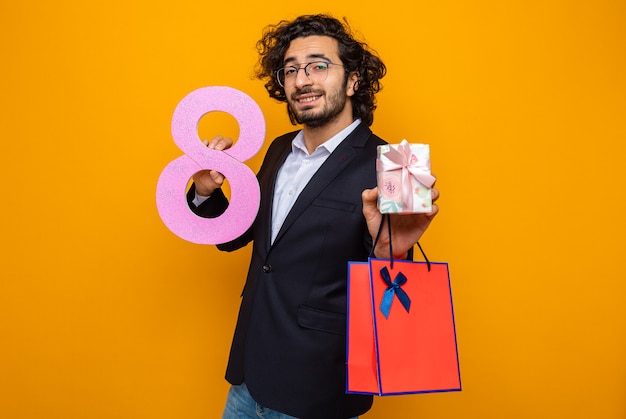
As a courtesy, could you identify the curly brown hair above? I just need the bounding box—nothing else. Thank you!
[254,14,386,127]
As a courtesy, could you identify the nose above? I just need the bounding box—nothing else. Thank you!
[294,67,312,88]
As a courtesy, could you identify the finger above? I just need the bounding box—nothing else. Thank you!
[361,188,384,240]
[209,136,234,151]
[220,137,234,149]
[361,187,377,205]
[209,170,225,183]
[424,198,440,216]
[429,203,439,216]
[208,136,224,150]
[361,188,381,223]
[431,187,439,202]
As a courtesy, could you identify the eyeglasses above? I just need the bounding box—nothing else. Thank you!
[276,61,344,87]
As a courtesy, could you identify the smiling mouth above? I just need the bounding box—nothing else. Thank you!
[297,95,321,104]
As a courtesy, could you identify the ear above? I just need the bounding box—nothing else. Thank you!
[346,71,360,97]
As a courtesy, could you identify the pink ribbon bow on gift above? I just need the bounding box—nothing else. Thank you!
[380,141,436,211]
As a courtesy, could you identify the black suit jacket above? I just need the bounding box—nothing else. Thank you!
[191,122,386,419]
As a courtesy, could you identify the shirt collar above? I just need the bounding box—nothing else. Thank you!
[291,119,362,156]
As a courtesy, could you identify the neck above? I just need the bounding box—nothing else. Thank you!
[301,108,355,154]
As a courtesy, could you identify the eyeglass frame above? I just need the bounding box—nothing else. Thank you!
[275,61,344,88]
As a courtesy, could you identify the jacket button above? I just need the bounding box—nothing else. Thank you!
[262,264,272,273]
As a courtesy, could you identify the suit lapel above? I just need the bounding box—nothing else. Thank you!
[256,134,295,253]
[271,124,372,247]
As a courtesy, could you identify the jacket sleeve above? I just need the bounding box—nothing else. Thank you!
[186,184,229,218]
[185,184,254,252]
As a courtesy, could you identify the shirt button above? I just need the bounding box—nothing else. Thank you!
[262,265,272,273]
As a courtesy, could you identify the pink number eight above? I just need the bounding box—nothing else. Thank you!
[156,86,265,244]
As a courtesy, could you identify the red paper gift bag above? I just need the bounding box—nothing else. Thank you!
[346,258,461,395]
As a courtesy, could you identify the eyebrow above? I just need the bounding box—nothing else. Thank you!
[283,53,333,65]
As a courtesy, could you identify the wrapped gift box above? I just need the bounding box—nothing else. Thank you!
[376,140,435,214]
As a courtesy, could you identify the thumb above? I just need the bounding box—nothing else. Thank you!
[361,188,380,221]
[361,187,378,207]
[209,170,225,184]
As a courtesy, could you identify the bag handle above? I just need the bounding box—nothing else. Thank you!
[369,213,431,271]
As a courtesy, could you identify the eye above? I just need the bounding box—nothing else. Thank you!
[284,67,297,76]
[310,62,329,72]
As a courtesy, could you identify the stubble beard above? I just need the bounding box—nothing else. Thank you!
[289,85,349,128]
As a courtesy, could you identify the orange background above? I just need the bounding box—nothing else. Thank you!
[2,1,625,418]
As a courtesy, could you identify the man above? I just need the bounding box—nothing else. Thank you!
[188,14,439,419]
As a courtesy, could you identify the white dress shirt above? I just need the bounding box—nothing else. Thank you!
[270,119,361,243]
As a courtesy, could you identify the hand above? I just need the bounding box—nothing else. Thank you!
[362,185,439,259]
[192,136,233,196]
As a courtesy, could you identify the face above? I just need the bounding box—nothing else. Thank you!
[281,36,358,128]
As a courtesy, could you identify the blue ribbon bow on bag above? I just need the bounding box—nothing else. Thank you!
[379,266,411,319]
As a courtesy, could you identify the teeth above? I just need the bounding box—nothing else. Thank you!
[298,96,319,103]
